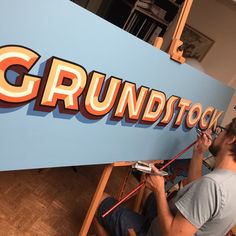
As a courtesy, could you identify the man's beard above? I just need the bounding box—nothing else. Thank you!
[209,140,221,156]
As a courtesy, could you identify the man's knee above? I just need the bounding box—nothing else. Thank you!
[99,192,111,204]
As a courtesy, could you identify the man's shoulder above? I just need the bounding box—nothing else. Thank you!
[204,169,236,185]
[183,169,234,195]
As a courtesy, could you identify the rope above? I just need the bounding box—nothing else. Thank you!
[117,167,132,200]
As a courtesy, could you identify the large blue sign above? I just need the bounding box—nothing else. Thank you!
[0,0,234,171]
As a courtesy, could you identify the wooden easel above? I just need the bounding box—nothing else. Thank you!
[79,162,136,236]
[79,1,193,235]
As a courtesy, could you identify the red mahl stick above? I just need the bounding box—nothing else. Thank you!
[102,140,197,218]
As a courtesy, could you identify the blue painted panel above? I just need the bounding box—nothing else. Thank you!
[0,0,234,171]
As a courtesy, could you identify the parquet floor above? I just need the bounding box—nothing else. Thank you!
[0,165,137,236]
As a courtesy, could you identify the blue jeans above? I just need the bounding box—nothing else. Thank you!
[97,193,157,236]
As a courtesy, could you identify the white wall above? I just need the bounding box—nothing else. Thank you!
[223,74,236,125]
[223,91,236,125]
[187,0,236,84]
[186,0,236,123]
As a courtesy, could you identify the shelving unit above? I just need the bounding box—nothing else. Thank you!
[123,5,169,44]
[76,0,185,46]
[122,0,185,44]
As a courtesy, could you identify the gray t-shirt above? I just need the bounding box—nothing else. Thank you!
[146,169,236,236]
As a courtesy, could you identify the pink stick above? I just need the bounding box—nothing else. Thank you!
[159,140,197,171]
[102,139,197,218]
[102,181,145,218]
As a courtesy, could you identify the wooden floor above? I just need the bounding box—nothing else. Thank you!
[0,165,137,236]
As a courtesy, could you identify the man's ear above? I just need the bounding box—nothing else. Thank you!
[227,135,236,145]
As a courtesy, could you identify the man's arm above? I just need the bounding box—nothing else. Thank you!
[186,149,204,184]
[186,132,212,184]
[156,189,197,236]
[145,169,197,236]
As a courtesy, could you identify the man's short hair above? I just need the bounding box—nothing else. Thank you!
[226,117,236,159]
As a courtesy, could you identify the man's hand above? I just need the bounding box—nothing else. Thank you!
[194,129,212,154]
[145,165,165,194]
[187,129,212,184]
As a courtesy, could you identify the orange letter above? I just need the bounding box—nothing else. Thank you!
[199,106,215,130]
[159,96,179,126]
[85,71,122,116]
[40,57,87,111]
[114,82,149,120]
[142,89,166,123]
[0,45,40,103]
[174,98,192,127]
[208,109,224,130]
[186,103,202,128]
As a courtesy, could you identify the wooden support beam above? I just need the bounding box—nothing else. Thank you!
[79,164,114,236]
[168,0,193,63]
[79,162,134,236]
[154,37,164,49]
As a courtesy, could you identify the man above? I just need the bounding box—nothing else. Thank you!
[97,118,236,236]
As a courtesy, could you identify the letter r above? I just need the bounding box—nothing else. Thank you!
[40,57,87,111]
